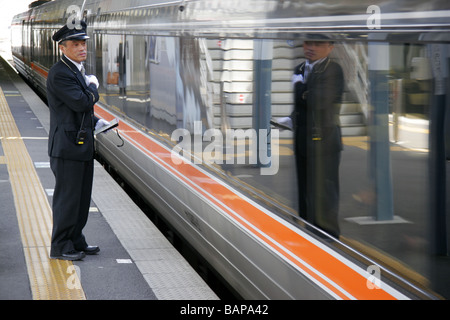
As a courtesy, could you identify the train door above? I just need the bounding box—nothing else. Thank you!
[99,34,151,123]
[28,18,36,85]
[122,35,150,122]
[178,37,208,132]
[147,36,179,132]
[123,36,149,95]
[29,19,34,65]
[118,37,126,96]
[101,34,125,102]
[21,20,26,62]
[22,18,33,79]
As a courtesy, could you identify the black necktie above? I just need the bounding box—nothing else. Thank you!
[305,64,313,82]
[81,65,89,86]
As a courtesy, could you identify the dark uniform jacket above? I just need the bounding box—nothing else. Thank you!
[47,55,100,161]
[292,58,344,157]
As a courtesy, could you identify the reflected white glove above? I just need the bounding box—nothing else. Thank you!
[277,117,293,130]
[292,74,304,84]
[95,119,110,131]
[86,75,99,88]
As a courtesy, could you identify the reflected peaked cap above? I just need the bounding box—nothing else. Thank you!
[52,20,89,43]
[304,33,335,43]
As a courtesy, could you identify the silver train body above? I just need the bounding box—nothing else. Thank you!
[11,0,450,299]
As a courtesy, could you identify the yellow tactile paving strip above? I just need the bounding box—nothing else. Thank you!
[0,87,85,300]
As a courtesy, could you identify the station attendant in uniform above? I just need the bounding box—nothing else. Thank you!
[292,34,344,238]
[47,21,110,260]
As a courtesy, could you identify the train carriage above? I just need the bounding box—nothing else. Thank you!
[11,0,450,299]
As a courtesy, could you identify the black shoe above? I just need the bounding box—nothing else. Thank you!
[81,246,100,255]
[50,250,85,261]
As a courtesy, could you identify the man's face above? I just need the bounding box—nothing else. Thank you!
[303,41,334,62]
[59,40,87,63]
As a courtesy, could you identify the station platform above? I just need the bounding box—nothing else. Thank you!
[0,56,219,301]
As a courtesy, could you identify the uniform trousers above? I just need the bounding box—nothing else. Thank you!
[296,150,341,238]
[50,157,93,256]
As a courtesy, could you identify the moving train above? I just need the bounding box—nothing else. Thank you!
[11,0,450,299]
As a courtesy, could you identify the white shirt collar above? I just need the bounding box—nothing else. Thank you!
[64,55,84,72]
[305,57,327,69]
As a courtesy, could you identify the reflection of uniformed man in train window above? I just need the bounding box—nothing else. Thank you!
[292,34,344,238]
[47,21,109,260]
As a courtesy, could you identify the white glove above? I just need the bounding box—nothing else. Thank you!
[86,75,99,88]
[292,73,304,84]
[95,119,110,131]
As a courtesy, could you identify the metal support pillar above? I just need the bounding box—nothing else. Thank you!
[368,42,394,221]
[253,40,273,168]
